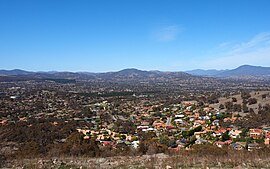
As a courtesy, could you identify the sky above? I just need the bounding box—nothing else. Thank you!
[1,0,270,72]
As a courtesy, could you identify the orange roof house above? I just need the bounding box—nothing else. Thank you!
[249,129,263,139]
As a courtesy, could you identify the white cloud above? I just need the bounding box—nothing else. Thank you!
[230,32,270,54]
[153,25,181,42]
[218,42,231,48]
[198,32,270,69]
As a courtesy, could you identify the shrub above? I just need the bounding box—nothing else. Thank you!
[248,98,257,105]
[192,144,228,156]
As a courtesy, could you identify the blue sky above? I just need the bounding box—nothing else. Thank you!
[1,0,270,72]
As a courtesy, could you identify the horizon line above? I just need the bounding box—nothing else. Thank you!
[0,64,267,73]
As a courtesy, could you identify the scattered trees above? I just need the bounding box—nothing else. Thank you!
[219,104,225,109]
[61,132,100,157]
[242,104,249,113]
[225,101,233,111]
[248,98,257,105]
[241,91,251,100]
[233,104,242,112]
[232,97,237,102]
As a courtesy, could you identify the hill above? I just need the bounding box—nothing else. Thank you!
[186,65,270,77]
[0,68,195,82]
[0,69,32,76]
[2,65,270,81]
[216,65,270,77]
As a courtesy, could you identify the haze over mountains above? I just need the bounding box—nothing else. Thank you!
[0,65,270,81]
[185,69,228,76]
[0,68,193,83]
[185,65,270,77]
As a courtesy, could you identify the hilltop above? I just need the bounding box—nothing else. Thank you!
[186,65,270,77]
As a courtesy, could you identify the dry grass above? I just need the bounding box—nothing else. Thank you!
[3,149,270,169]
[210,90,270,115]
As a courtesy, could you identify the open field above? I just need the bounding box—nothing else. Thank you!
[210,91,270,114]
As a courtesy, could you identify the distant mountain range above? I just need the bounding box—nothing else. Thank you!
[1,65,270,81]
[0,68,192,82]
[185,69,227,76]
[95,68,192,80]
[0,69,33,75]
[185,65,270,77]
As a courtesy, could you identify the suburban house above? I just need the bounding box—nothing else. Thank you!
[249,129,263,139]
[229,129,242,139]
[215,140,232,148]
